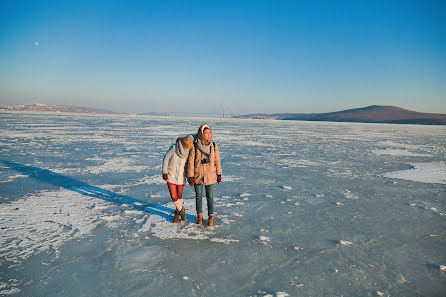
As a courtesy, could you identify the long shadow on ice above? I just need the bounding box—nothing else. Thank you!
[1,160,196,221]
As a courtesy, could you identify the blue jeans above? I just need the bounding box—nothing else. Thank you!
[194,183,214,215]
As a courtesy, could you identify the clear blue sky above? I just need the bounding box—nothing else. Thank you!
[1,0,445,114]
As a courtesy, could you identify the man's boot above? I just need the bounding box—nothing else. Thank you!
[197,214,203,225]
[172,209,180,223]
[208,215,214,226]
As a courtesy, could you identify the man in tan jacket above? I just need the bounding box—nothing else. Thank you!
[187,124,222,226]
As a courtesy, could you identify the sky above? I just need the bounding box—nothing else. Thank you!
[1,0,445,115]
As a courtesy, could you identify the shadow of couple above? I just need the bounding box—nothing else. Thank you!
[1,160,196,222]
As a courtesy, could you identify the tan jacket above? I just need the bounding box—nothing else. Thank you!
[187,142,222,185]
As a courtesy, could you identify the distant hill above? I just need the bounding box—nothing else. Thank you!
[233,105,446,125]
[0,103,115,114]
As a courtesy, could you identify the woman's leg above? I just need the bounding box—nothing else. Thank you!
[176,185,184,208]
[205,184,215,216]
[168,183,181,223]
[168,184,182,211]
[194,184,203,214]
[176,185,186,221]
[177,185,184,199]
[205,184,215,226]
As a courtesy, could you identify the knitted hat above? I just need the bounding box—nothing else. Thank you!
[197,124,212,145]
[200,124,210,134]
[180,134,194,149]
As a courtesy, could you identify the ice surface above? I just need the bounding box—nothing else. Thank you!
[1,112,445,296]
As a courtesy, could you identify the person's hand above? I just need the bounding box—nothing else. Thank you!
[162,173,168,181]
[188,177,195,187]
[217,175,222,184]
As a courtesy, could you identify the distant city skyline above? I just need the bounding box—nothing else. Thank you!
[1,0,445,114]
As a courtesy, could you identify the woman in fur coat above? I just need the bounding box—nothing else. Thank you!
[162,135,194,223]
[187,124,222,226]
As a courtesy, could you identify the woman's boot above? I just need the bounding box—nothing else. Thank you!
[197,214,203,225]
[172,209,180,223]
[208,215,214,226]
[180,206,186,222]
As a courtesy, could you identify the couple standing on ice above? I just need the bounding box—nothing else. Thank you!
[162,123,222,226]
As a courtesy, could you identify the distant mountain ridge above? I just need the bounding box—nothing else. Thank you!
[234,105,446,125]
[0,103,114,114]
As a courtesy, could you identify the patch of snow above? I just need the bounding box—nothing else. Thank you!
[280,159,320,168]
[342,190,358,200]
[133,202,148,206]
[0,189,112,265]
[138,174,165,185]
[376,141,423,150]
[383,162,446,184]
[209,238,239,244]
[337,240,353,246]
[220,175,242,182]
[259,236,271,243]
[138,199,238,243]
[372,149,431,157]
[54,157,148,174]
[0,280,20,296]
[124,210,144,215]
[0,174,28,184]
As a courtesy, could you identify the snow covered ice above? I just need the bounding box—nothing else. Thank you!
[1,112,445,296]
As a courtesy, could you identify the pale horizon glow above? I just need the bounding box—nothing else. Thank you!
[1,0,445,115]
